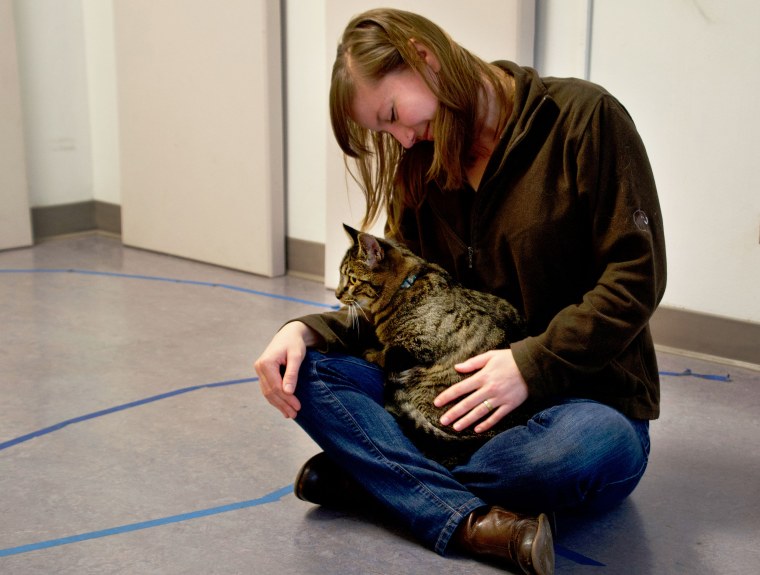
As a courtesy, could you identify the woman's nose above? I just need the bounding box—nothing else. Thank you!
[390,126,416,149]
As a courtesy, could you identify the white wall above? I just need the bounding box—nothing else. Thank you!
[283,0,327,245]
[0,0,32,249]
[534,0,591,79]
[82,0,120,205]
[13,0,121,208]
[13,0,94,207]
[587,0,760,323]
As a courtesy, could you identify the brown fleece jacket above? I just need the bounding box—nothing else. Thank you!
[297,61,666,420]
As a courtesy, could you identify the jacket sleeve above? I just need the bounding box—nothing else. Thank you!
[291,308,380,356]
[511,94,667,401]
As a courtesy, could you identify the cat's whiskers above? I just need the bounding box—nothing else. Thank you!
[345,300,368,333]
[347,301,358,331]
[354,300,369,322]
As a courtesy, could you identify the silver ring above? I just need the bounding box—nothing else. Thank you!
[482,399,494,412]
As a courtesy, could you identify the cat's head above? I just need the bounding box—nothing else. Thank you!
[336,224,419,317]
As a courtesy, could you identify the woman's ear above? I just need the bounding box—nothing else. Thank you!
[409,39,441,73]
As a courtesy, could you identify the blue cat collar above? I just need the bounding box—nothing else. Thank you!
[400,274,417,289]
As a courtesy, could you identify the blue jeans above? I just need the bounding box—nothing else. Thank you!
[293,350,650,556]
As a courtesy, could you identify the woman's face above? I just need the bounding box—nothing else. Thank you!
[351,66,438,149]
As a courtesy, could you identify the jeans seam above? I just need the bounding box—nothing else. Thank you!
[434,497,485,555]
[590,447,649,501]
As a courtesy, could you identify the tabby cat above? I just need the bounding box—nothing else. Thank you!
[336,224,540,468]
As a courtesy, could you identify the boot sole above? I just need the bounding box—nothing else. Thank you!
[529,513,555,575]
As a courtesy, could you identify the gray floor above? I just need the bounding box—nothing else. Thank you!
[1,234,758,575]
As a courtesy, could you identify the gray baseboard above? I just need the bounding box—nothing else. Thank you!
[32,200,121,239]
[32,202,327,280]
[650,306,760,368]
[286,237,325,281]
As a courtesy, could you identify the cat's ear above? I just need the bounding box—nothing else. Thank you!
[343,223,383,267]
[358,233,384,267]
[343,223,361,245]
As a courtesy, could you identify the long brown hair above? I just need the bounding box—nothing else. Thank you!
[330,8,509,237]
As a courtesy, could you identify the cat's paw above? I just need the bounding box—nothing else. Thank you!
[363,348,385,367]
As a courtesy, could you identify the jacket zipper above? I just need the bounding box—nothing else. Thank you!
[425,197,474,272]
[466,96,551,272]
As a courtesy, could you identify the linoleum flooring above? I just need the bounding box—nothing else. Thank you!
[1,234,758,574]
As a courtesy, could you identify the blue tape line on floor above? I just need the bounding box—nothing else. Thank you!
[0,485,603,565]
[660,369,730,381]
[0,377,258,452]
[0,268,341,310]
[555,543,606,566]
[0,484,294,558]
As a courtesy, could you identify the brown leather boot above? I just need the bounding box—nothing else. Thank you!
[294,452,370,508]
[453,506,554,574]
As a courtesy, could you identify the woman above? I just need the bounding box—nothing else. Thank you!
[255,8,665,574]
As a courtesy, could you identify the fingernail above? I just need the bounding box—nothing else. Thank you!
[440,416,449,425]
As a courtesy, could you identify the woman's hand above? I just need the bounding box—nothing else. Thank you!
[254,321,320,419]
[433,349,529,433]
